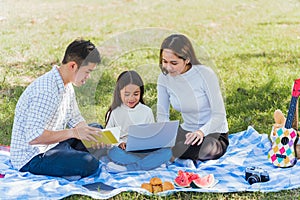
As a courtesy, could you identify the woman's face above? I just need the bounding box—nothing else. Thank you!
[161,49,188,76]
[120,84,141,108]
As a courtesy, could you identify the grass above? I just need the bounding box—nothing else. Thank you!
[1,0,300,199]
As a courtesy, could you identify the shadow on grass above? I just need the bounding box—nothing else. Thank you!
[230,52,299,65]
[258,21,300,26]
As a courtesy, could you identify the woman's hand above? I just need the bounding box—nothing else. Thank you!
[118,142,126,150]
[184,130,204,146]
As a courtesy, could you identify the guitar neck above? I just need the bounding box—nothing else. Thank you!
[285,96,298,129]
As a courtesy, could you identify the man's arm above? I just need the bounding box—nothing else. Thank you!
[29,124,102,145]
[29,129,74,145]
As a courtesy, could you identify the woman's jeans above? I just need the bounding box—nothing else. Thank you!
[172,126,229,161]
[108,146,172,171]
[20,138,99,178]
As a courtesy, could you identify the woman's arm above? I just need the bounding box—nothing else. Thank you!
[198,67,228,135]
[156,75,171,122]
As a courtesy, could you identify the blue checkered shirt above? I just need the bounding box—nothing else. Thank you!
[10,66,84,170]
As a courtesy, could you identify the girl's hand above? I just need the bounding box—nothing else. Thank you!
[184,130,204,146]
[118,142,126,150]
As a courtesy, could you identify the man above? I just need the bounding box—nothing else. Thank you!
[10,38,102,179]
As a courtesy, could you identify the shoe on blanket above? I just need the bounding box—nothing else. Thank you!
[106,162,127,173]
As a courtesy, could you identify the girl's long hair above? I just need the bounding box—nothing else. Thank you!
[105,70,145,126]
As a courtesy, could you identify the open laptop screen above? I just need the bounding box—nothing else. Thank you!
[125,120,179,152]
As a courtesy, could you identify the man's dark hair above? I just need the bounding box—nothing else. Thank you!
[62,38,101,68]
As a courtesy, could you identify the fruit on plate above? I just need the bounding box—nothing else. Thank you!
[174,170,192,187]
[174,170,215,188]
[190,174,215,188]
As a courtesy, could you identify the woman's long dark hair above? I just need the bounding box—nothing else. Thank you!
[105,70,145,126]
[159,34,201,75]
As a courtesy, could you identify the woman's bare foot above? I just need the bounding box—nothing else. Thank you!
[170,156,176,163]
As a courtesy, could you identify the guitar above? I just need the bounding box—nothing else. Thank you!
[268,79,300,167]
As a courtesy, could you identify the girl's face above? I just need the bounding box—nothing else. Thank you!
[161,49,188,76]
[120,84,141,108]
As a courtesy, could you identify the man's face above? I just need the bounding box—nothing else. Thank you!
[73,62,97,87]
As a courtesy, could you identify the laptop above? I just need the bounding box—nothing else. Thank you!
[125,120,179,152]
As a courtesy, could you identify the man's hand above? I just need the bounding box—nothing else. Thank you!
[73,125,102,143]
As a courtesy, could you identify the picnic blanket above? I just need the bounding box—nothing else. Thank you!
[1,126,300,199]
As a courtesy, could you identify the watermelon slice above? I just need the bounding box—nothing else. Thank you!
[174,170,216,188]
[188,173,200,182]
[191,174,215,188]
[174,170,201,187]
[174,171,191,187]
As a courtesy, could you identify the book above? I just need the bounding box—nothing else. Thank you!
[81,127,121,148]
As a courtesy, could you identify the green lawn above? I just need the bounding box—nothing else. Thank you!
[1,0,300,199]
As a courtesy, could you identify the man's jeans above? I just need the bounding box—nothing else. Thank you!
[20,138,99,177]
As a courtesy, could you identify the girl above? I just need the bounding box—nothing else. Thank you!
[105,70,172,172]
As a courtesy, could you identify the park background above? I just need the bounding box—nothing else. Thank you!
[0,0,300,199]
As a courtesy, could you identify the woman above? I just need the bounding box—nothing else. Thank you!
[156,34,229,162]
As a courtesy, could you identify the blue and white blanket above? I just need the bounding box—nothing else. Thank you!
[1,126,300,199]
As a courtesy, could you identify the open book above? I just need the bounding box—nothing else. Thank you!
[81,126,121,149]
